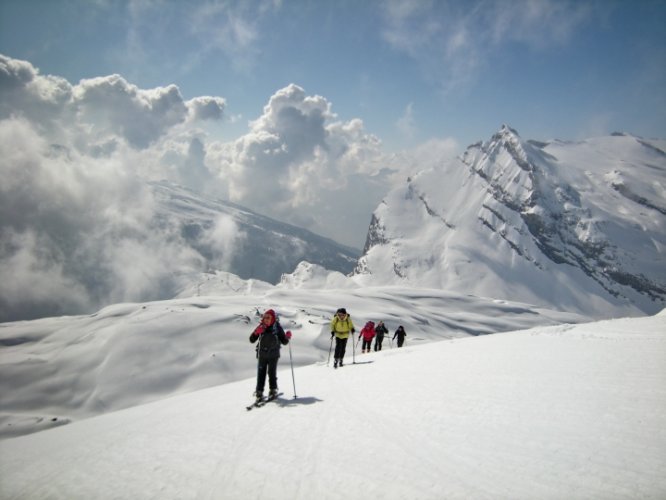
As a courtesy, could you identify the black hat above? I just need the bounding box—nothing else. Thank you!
[336,308,347,314]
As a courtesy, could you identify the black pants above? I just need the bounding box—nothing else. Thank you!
[334,337,348,360]
[362,339,372,351]
[396,337,405,347]
[374,335,384,351]
[256,357,279,394]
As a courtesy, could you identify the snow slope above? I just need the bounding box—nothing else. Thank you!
[1,311,664,500]
[0,286,583,439]
[355,127,666,318]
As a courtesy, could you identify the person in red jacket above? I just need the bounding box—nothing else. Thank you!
[249,309,291,403]
[359,320,375,353]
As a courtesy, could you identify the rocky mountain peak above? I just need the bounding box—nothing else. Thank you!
[354,126,666,318]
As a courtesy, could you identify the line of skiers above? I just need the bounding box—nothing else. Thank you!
[249,306,407,402]
[358,318,406,352]
[331,307,406,366]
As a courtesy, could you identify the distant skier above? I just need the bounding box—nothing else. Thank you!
[249,309,291,402]
[374,320,388,351]
[330,308,355,368]
[359,321,375,353]
[393,325,407,348]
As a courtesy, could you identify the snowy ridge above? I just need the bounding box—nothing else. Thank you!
[0,287,585,440]
[151,181,360,285]
[1,311,664,499]
[355,126,666,318]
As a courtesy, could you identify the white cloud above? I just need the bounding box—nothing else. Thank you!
[0,228,92,319]
[214,84,389,244]
[200,214,246,271]
[487,0,592,47]
[0,57,224,321]
[183,0,282,73]
[380,0,595,93]
[186,96,226,121]
[0,54,73,137]
[396,102,417,140]
[0,54,460,320]
[0,55,223,152]
[73,75,188,149]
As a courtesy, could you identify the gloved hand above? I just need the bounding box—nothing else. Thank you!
[286,331,292,340]
[254,324,265,335]
[330,332,335,338]
[351,328,356,334]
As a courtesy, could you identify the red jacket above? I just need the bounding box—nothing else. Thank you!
[359,321,375,341]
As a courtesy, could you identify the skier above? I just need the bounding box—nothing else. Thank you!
[330,307,355,368]
[374,320,388,351]
[249,309,291,403]
[393,325,407,348]
[359,321,375,353]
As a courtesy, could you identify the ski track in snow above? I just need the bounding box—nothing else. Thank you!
[1,314,666,499]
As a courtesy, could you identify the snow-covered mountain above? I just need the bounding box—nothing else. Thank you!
[151,180,359,284]
[0,179,360,323]
[354,126,666,318]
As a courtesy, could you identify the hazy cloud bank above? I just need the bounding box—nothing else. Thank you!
[0,54,451,321]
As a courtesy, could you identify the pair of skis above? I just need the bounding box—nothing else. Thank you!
[246,392,283,411]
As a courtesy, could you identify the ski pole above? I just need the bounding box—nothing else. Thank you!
[253,329,261,399]
[288,339,297,399]
[352,332,356,364]
[327,335,334,366]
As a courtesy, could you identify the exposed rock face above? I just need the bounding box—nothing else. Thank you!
[356,126,666,317]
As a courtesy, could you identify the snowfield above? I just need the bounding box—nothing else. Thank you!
[1,309,664,500]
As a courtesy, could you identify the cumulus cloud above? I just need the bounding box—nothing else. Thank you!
[212,84,390,244]
[0,54,73,137]
[0,113,209,320]
[0,54,225,152]
[73,75,188,149]
[187,96,226,121]
[0,54,454,321]
[0,56,228,321]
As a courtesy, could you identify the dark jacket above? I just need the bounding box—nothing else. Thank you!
[393,326,406,340]
[249,322,289,360]
[375,323,388,338]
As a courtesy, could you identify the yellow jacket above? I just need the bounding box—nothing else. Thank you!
[331,314,355,339]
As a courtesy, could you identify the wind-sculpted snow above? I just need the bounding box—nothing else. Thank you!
[357,126,666,317]
[1,310,664,499]
[0,286,584,439]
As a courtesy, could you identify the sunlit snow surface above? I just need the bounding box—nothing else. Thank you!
[1,287,664,499]
[357,131,666,318]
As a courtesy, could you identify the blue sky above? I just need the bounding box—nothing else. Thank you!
[2,0,664,150]
[0,0,665,251]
